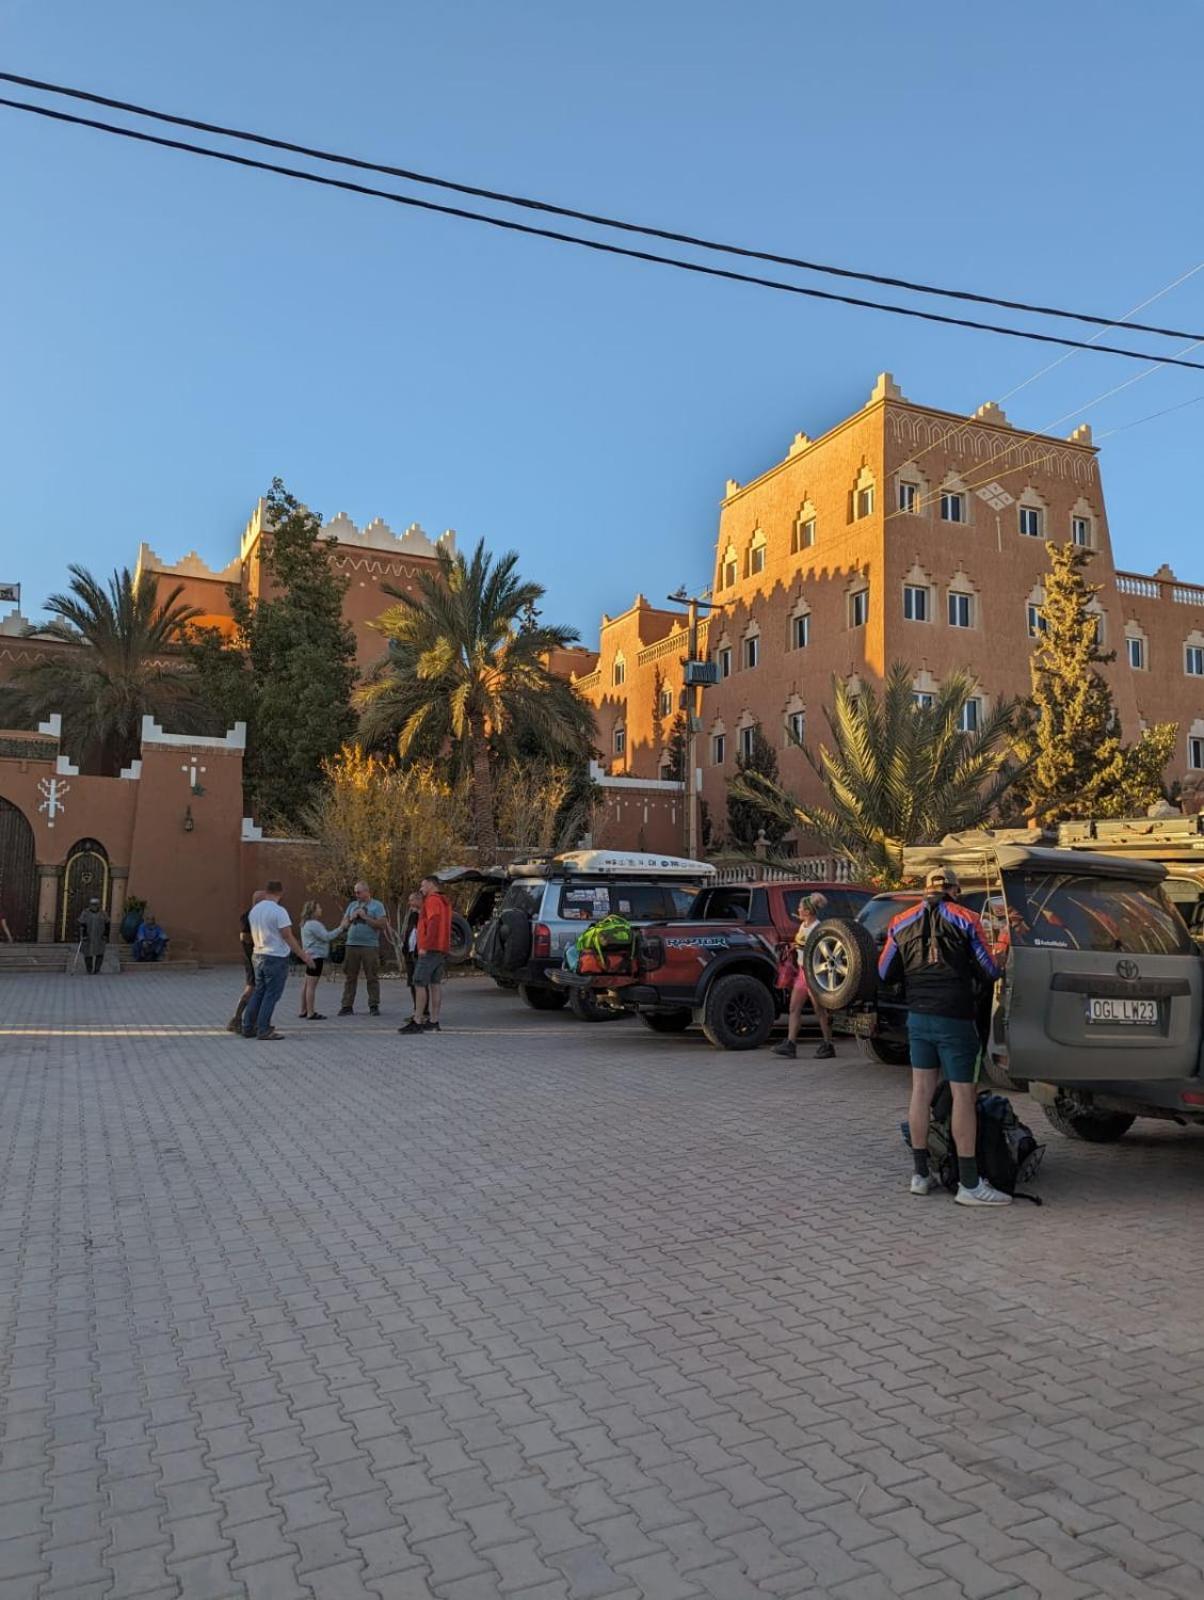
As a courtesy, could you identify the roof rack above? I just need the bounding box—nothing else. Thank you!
[507,849,715,881]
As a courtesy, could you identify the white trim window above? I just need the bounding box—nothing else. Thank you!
[940,491,965,524]
[1190,736,1204,771]
[743,634,760,669]
[1072,515,1091,547]
[856,485,875,519]
[717,646,732,679]
[948,591,973,629]
[612,656,626,686]
[1187,645,1204,678]
[912,691,935,710]
[659,686,674,717]
[958,698,982,734]
[722,558,737,588]
[898,481,920,514]
[849,589,869,628]
[711,732,726,765]
[792,612,810,649]
[1027,603,1047,637]
[1019,505,1043,538]
[1127,636,1146,671]
[794,516,816,552]
[748,537,766,577]
[786,709,805,745]
[739,724,757,759]
[903,584,929,622]
[613,726,626,756]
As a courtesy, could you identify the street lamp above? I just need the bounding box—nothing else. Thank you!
[665,590,723,859]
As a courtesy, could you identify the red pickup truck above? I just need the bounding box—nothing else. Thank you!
[552,879,871,1049]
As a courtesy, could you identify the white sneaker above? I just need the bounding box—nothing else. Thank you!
[955,1179,1012,1207]
[909,1173,935,1196]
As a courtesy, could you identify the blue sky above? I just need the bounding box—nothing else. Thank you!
[3,1,1204,641]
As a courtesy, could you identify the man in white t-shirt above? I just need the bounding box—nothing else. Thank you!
[242,880,315,1041]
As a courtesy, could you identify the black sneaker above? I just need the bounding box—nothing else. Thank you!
[421,1021,441,1033]
[369,1006,380,1017]
[398,1020,424,1035]
[814,1041,836,1059]
[338,1007,353,1016]
[771,1040,797,1058]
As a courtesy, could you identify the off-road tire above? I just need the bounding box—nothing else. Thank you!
[495,909,532,972]
[701,973,776,1051]
[1042,1094,1135,1143]
[639,1010,692,1034]
[448,913,474,966]
[518,983,569,1012]
[803,919,880,1011]
[568,988,623,1023]
[863,1034,910,1066]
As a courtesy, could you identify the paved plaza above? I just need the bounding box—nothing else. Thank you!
[2,968,1204,1600]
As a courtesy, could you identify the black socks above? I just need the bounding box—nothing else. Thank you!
[958,1156,979,1189]
[911,1147,930,1178]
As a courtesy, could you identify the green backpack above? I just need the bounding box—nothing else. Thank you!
[577,914,635,958]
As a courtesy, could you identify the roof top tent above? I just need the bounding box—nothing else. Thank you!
[509,850,715,881]
[900,833,1170,897]
[1058,815,1204,862]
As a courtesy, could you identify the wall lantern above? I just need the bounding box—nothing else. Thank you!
[183,805,195,834]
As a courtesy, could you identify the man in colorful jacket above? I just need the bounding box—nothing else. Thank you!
[879,866,1008,1207]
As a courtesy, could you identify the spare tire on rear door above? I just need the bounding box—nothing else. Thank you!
[494,909,532,972]
[802,919,879,1010]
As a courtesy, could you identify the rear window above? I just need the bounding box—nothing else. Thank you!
[781,888,871,923]
[1002,870,1194,956]
[557,882,699,921]
[690,887,753,921]
[501,881,544,917]
[859,897,913,941]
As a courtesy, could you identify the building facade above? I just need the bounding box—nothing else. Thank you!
[574,374,1204,843]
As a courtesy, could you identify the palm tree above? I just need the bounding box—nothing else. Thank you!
[0,565,206,774]
[356,540,595,857]
[730,664,1026,884]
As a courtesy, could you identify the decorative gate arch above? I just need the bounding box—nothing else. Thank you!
[0,797,38,941]
[58,839,110,941]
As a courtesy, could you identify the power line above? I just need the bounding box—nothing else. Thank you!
[6,71,1204,346]
[6,92,1204,375]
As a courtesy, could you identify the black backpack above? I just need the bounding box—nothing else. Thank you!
[908,1082,1045,1204]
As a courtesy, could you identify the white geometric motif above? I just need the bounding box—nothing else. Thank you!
[977,482,1015,511]
[37,775,68,827]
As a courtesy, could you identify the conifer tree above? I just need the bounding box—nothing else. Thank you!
[726,727,791,848]
[188,480,358,829]
[1020,542,1176,821]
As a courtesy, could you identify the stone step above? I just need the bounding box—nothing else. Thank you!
[0,943,201,974]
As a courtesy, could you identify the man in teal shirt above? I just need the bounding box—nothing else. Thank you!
[338,880,388,1016]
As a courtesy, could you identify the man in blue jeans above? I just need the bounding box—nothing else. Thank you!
[242,881,315,1041]
[879,866,1009,1207]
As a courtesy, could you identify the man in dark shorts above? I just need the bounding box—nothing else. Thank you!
[228,889,267,1033]
[399,876,452,1035]
[879,866,1009,1208]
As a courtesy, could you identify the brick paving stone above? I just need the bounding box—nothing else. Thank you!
[5,972,1204,1600]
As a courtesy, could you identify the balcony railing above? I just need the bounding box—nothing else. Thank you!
[572,669,602,691]
[1115,571,1204,605]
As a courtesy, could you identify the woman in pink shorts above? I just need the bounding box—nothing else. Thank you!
[772,892,836,1060]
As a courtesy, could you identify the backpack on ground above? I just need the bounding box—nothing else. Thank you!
[903,1081,1045,1204]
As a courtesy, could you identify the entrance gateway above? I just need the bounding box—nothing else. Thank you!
[0,796,37,941]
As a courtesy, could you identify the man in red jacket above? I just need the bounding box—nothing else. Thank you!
[399,876,453,1035]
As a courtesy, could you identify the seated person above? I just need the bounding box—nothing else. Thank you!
[132,913,168,962]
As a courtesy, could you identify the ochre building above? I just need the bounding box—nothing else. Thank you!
[573,373,1204,840]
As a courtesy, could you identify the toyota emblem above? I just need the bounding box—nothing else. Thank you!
[1116,959,1140,980]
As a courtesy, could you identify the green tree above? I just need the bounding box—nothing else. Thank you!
[663,713,688,783]
[726,727,791,848]
[355,540,594,856]
[0,565,205,773]
[187,480,358,829]
[730,665,1024,884]
[1019,542,1177,821]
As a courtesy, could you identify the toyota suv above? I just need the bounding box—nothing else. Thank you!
[441,850,713,1019]
[799,835,1204,1142]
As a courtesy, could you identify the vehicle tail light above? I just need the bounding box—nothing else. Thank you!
[638,935,664,969]
[532,923,551,959]
[1181,1090,1204,1105]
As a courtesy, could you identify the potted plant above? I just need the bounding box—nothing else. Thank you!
[120,895,146,944]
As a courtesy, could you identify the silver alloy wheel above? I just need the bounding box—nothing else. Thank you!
[811,933,850,993]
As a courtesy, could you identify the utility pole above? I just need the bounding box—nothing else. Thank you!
[667,590,721,861]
